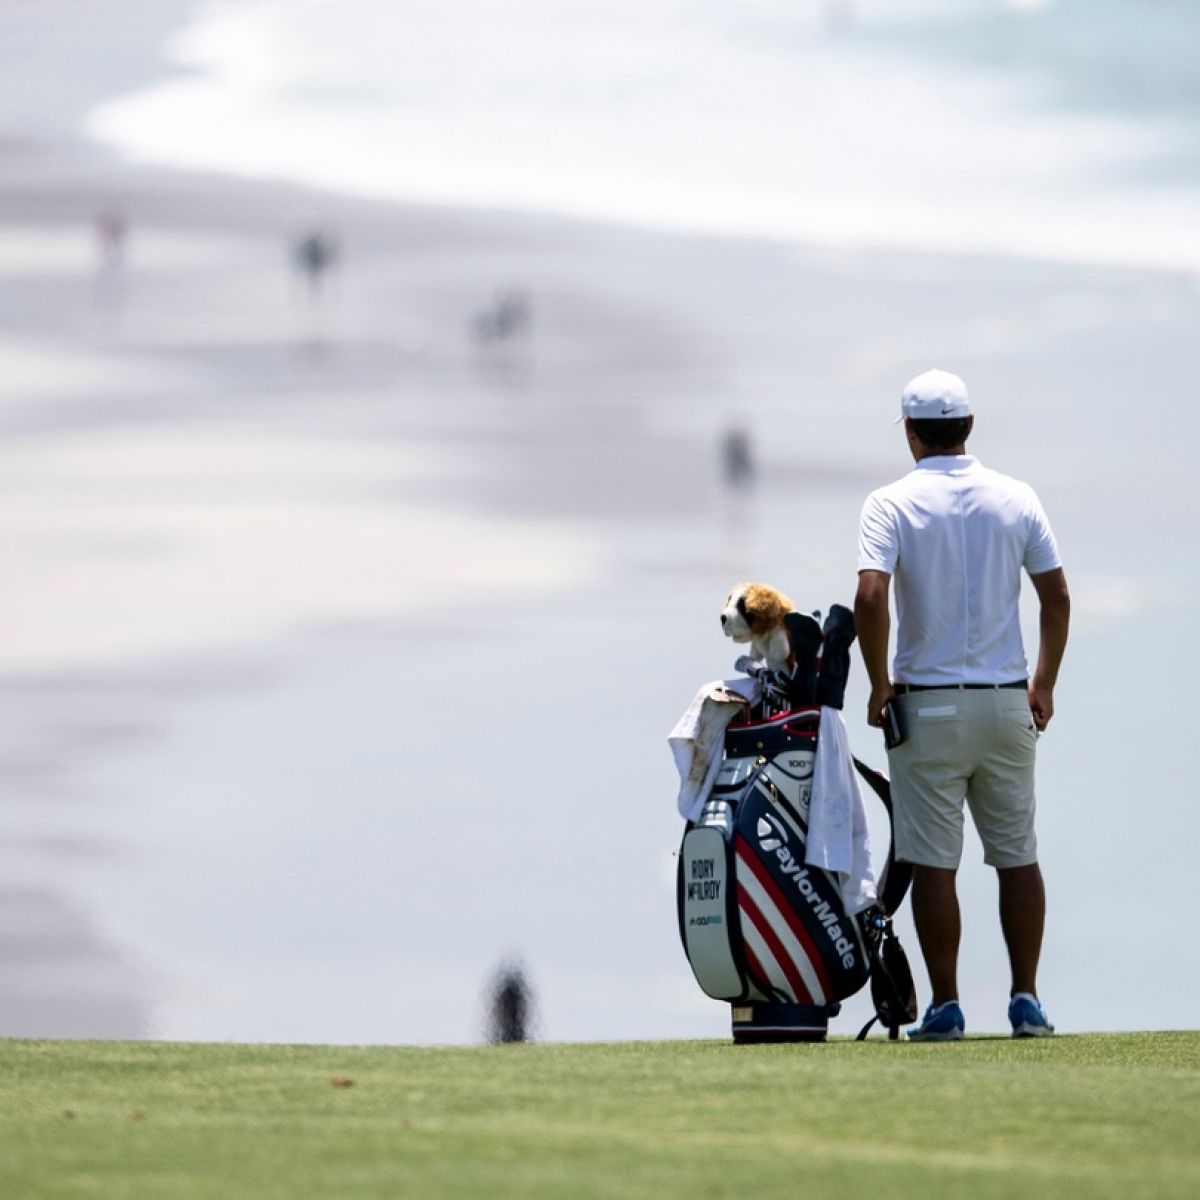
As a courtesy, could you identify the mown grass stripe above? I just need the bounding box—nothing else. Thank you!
[2,1034,1197,1199]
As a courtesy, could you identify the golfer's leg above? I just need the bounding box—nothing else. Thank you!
[888,693,968,1010]
[971,689,1043,998]
[911,865,961,1007]
[998,862,1045,998]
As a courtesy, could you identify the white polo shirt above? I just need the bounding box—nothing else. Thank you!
[857,455,1061,686]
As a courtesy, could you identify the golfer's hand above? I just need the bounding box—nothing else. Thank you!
[1029,681,1054,731]
[867,684,896,729]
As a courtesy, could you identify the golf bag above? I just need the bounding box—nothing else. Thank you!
[676,606,917,1042]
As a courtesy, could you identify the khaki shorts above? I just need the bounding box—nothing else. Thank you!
[888,687,1039,870]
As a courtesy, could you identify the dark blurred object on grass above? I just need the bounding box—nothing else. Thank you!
[485,959,535,1044]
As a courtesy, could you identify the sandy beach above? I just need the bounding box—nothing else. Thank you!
[2,3,1199,1043]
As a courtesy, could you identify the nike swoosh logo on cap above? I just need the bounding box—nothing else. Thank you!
[941,406,958,414]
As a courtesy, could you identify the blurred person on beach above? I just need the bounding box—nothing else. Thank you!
[471,289,531,347]
[854,369,1070,1042]
[94,206,128,275]
[291,228,340,349]
[292,229,338,295]
[720,424,755,489]
[93,206,130,322]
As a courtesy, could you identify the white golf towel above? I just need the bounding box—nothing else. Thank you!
[667,676,761,822]
[809,706,877,914]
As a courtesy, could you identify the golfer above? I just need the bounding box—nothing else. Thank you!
[854,369,1070,1041]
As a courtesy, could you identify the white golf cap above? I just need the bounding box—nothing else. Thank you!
[895,369,971,423]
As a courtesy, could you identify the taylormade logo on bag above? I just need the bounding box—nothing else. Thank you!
[756,814,856,969]
[756,816,783,852]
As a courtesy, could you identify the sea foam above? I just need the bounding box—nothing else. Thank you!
[87,0,1200,272]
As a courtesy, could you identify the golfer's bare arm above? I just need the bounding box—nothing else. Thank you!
[854,569,893,727]
[1028,566,1070,731]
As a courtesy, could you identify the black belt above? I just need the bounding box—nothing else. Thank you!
[895,680,1027,694]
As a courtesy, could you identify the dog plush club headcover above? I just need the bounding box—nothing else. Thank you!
[720,582,795,671]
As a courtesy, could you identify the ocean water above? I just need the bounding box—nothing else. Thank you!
[89,0,1200,271]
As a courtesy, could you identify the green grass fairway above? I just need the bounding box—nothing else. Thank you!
[3,1034,1198,1199]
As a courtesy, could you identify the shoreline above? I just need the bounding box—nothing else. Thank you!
[81,0,1200,279]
